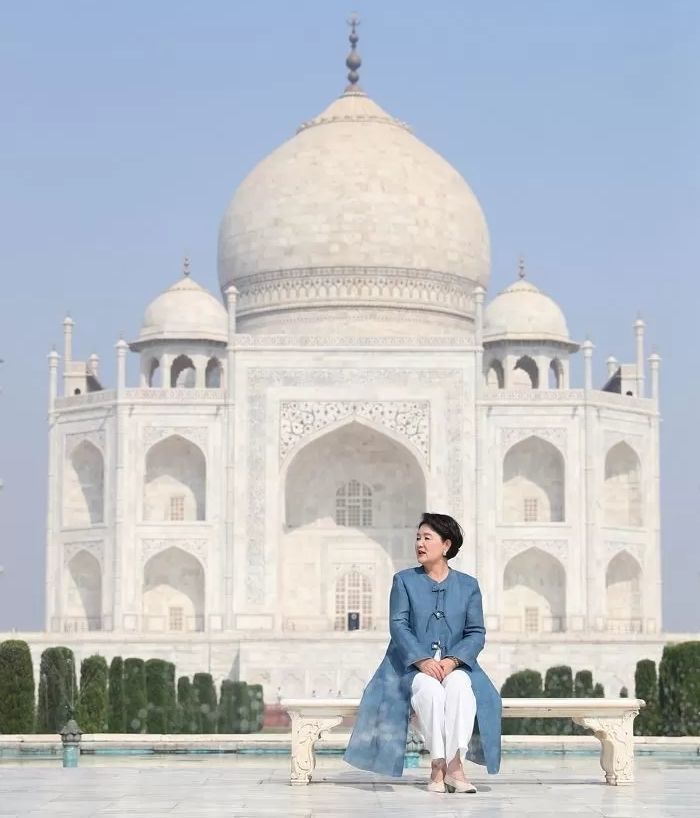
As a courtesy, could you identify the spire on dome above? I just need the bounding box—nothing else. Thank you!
[518,256,526,279]
[183,255,191,277]
[345,13,362,92]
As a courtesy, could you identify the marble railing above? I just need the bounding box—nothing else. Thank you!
[481,388,655,411]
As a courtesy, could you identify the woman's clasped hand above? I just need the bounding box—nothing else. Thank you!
[415,657,459,681]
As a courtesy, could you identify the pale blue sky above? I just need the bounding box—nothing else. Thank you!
[0,1,698,631]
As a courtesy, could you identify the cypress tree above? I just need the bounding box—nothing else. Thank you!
[193,673,218,733]
[248,684,265,733]
[659,642,700,736]
[124,658,147,734]
[592,683,605,697]
[165,663,177,733]
[218,680,236,733]
[36,647,77,733]
[634,659,660,735]
[145,659,169,733]
[500,669,543,734]
[177,676,197,734]
[77,655,108,733]
[574,670,593,698]
[231,681,251,732]
[107,657,126,732]
[0,640,35,733]
[543,665,573,735]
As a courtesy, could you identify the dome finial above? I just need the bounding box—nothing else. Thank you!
[518,256,526,279]
[183,255,191,277]
[345,13,362,92]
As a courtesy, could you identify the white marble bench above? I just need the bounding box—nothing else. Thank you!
[282,696,644,787]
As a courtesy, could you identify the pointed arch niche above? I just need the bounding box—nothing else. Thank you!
[143,546,205,632]
[503,547,566,633]
[605,551,642,632]
[64,441,104,527]
[512,355,539,389]
[281,420,426,630]
[604,442,642,527]
[64,550,102,631]
[503,436,565,522]
[143,435,206,521]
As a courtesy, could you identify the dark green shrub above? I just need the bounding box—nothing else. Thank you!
[500,669,543,734]
[248,684,264,733]
[218,680,236,733]
[592,683,605,697]
[232,681,252,732]
[659,642,700,736]
[193,673,218,733]
[619,686,628,698]
[634,659,661,735]
[574,670,593,698]
[0,640,35,733]
[107,657,125,732]
[124,658,147,734]
[176,676,198,734]
[145,659,170,733]
[165,663,176,733]
[77,655,108,732]
[36,647,77,733]
[543,665,573,735]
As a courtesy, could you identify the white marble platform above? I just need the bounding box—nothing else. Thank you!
[0,755,697,817]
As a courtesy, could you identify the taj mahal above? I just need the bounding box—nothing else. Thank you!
[32,29,676,701]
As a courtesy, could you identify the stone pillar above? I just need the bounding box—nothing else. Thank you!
[87,353,99,379]
[45,349,60,630]
[581,339,597,628]
[224,286,238,628]
[634,318,645,398]
[62,316,73,395]
[113,339,129,630]
[648,352,660,403]
[606,356,618,380]
[472,286,485,579]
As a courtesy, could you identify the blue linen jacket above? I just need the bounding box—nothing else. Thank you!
[344,566,502,776]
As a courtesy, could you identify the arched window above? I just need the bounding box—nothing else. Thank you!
[336,480,373,527]
[171,355,196,388]
[606,551,642,632]
[486,359,505,389]
[512,355,539,389]
[334,571,373,631]
[604,442,642,527]
[549,358,564,389]
[147,358,161,387]
[503,436,565,522]
[143,435,206,521]
[205,358,222,388]
[143,546,205,632]
[64,441,104,526]
[503,547,566,633]
[65,550,102,631]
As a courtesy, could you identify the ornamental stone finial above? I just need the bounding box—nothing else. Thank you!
[183,256,191,277]
[518,256,526,279]
[345,13,362,91]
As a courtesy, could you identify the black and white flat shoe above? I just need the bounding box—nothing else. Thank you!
[444,774,477,793]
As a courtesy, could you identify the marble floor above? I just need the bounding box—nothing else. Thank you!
[0,754,697,817]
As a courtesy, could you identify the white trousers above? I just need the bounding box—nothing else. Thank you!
[410,670,477,761]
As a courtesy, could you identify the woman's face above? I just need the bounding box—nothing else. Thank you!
[415,523,449,565]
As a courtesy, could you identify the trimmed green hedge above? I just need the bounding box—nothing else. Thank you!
[77,655,108,732]
[145,659,170,733]
[0,640,35,733]
[107,657,126,733]
[36,647,76,733]
[193,673,218,733]
[176,676,198,734]
[248,684,264,733]
[659,642,700,736]
[500,670,542,735]
[543,665,573,735]
[124,658,147,734]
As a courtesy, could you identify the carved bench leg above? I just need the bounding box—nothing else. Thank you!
[572,712,636,785]
[289,713,343,785]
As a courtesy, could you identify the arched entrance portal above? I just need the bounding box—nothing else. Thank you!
[281,420,426,632]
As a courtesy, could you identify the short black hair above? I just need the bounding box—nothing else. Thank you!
[417,512,464,559]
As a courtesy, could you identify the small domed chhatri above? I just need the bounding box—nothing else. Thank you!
[136,259,228,345]
[484,260,575,346]
[218,21,490,335]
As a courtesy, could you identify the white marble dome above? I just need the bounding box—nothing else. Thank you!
[218,88,490,334]
[484,276,571,344]
[137,275,228,344]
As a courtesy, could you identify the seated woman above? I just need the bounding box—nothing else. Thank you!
[344,512,501,793]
